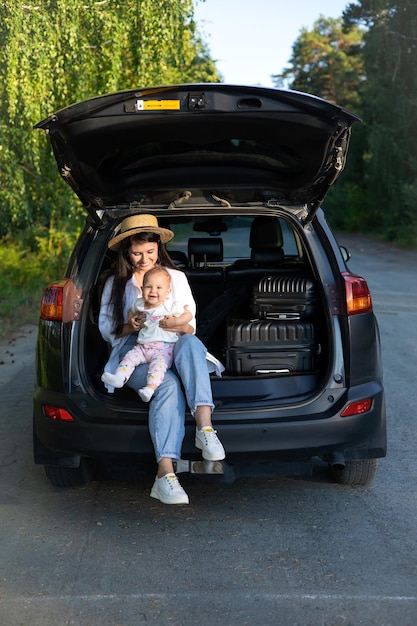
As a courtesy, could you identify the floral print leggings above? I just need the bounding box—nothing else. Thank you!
[115,341,175,388]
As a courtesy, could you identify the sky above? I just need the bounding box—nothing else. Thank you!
[194,0,352,87]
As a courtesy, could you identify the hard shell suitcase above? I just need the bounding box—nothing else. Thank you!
[226,320,317,375]
[251,274,317,320]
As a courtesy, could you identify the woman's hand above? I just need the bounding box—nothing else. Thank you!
[159,315,178,331]
[159,317,193,334]
[159,306,193,334]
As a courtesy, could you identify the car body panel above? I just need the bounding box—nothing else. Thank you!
[35,84,361,220]
[33,380,385,466]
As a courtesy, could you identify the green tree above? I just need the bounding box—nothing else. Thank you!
[272,16,367,233]
[272,16,365,112]
[344,0,417,245]
[0,0,221,238]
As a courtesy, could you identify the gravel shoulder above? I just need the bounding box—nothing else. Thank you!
[0,324,37,388]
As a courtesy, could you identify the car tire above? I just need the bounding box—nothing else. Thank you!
[44,457,97,487]
[330,458,379,486]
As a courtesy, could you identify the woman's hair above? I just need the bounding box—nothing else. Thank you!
[110,231,177,335]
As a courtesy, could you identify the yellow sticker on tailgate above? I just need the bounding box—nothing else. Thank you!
[136,99,181,111]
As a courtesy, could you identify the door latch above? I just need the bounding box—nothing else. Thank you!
[188,92,206,110]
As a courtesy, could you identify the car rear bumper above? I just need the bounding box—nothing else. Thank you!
[33,382,386,468]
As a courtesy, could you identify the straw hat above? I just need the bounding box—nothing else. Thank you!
[108,214,174,250]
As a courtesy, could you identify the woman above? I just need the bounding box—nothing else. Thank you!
[98,214,225,505]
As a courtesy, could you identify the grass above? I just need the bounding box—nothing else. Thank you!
[0,226,79,339]
[0,281,43,338]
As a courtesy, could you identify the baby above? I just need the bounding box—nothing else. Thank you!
[101,266,192,401]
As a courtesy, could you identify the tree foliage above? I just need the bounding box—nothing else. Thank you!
[2,2,416,248]
[273,2,417,246]
[273,16,365,112]
[272,15,367,234]
[344,0,417,245]
[0,0,221,237]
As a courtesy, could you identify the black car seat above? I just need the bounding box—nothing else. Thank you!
[185,237,224,314]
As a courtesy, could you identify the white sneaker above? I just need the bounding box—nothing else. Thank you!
[150,473,189,505]
[195,427,225,461]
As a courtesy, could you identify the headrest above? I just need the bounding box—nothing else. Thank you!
[188,237,223,265]
[168,250,188,268]
[249,217,283,249]
[251,247,284,265]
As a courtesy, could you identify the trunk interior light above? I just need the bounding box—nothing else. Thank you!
[342,272,373,315]
[44,405,75,422]
[341,398,373,417]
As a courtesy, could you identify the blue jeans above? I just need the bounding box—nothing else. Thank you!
[121,334,214,462]
[173,334,215,415]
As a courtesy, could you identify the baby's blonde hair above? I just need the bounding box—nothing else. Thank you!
[142,266,171,285]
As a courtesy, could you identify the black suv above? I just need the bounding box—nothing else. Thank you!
[33,84,386,487]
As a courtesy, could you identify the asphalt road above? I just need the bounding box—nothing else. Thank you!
[0,234,416,626]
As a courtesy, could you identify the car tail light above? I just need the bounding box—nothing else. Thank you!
[40,281,64,320]
[342,272,373,315]
[43,405,75,422]
[341,398,373,417]
[40,279,84,322]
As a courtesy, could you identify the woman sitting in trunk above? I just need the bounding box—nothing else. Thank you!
[99,214,225,506]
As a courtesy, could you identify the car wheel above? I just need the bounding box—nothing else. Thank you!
[44,457,97,487]
[330,458,379,486]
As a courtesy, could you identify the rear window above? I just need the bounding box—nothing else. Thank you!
[165,216,302,265]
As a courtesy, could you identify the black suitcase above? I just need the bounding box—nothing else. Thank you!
[251,274,317,320]
[226,320,317,375]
